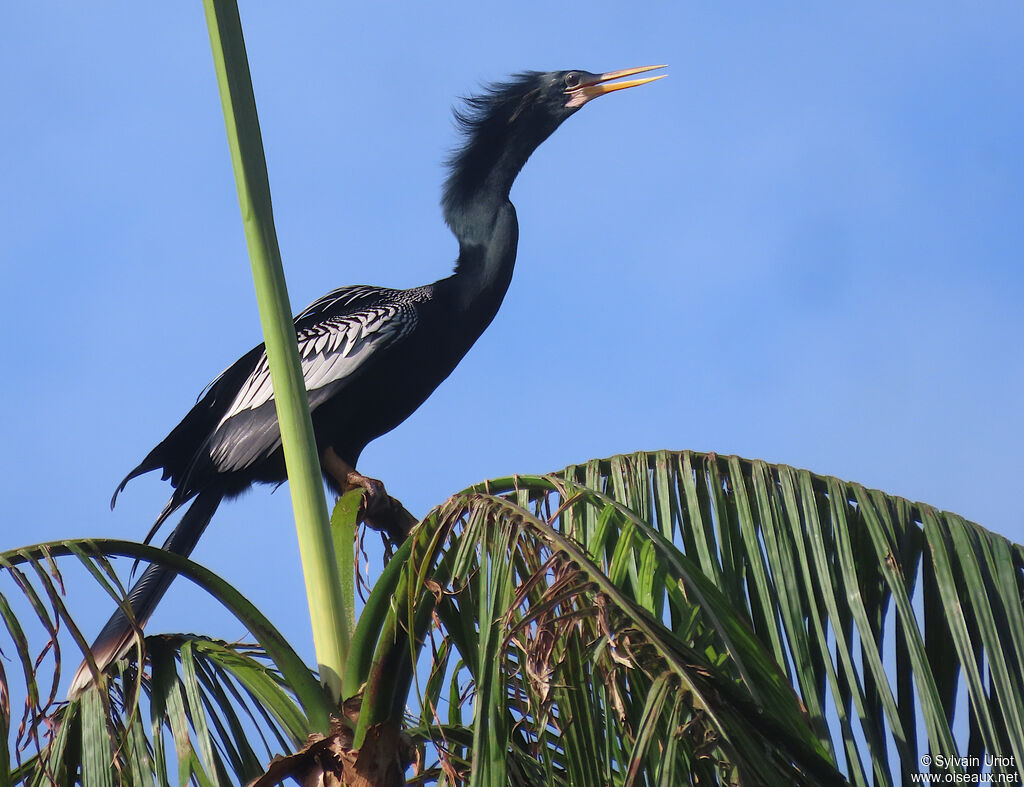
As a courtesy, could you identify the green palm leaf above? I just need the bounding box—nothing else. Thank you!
[1,540,328,786]
[5,450,1022,785]
[358,450,1022,785]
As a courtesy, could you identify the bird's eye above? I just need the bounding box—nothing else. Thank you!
[564,72,581,89]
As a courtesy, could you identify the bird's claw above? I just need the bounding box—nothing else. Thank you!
[343,471,416,543]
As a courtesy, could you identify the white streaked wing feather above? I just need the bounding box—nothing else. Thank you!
[215,305,412,430]
[294,284,383,320]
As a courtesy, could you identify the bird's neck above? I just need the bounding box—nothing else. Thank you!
[442,125,538,228]
[439,199,519,319]
[440,132,536,316]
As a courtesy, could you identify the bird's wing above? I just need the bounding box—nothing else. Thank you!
[204,290,417,473]
[292,283,387,321]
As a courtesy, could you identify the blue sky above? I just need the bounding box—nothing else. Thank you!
[2,2,1023,696]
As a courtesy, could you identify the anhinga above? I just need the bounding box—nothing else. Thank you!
[69,65,665,695]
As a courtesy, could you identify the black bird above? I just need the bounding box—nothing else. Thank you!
[69,65,665,695]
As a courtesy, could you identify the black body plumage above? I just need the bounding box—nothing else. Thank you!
[70,67,662,695]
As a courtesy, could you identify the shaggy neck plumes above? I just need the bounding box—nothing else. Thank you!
[441,73,561,242]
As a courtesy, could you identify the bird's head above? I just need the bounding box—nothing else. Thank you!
[542,65,668,114]
[443,65,665,226]
[453,65,666,146]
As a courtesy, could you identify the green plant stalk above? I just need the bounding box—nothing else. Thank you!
[342,535,415,699]
[330,491,362,640]
[202,0,349,704]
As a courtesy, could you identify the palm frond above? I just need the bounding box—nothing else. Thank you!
[373,450,1022,785]
[7,450,1020,785]
[1,539,329,786]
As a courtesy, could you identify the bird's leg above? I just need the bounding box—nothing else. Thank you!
[321,447,417,542]
[321,447,386,504]
[321,447,386,511]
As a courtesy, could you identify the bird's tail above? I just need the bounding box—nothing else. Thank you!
[67,490,222,698]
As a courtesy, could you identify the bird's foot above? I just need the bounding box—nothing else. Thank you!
[322,448,417,542]
[344,471,417,543]
[343,471,387,508]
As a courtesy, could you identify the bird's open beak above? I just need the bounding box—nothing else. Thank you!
[567,64,667,108]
